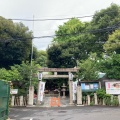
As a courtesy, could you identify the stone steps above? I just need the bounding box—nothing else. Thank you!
[41,96,70,107]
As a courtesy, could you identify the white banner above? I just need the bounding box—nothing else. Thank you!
[72,81,77,101]
[105,81,120,95]
[38,81,46,101]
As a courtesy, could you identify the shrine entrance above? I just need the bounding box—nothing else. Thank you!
[38,68,79,104]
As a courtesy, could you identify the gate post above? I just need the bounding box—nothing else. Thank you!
[28,86,34,106]
[94,93,98,105]
[69,72,74,105]
[11,96,15,106]
[77,85,82,105]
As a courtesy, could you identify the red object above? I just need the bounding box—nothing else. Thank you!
[50,97,60,107]
[34,94,37,98]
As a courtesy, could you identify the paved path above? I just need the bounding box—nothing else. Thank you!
[36,96,70,107]
[9,106,120,120]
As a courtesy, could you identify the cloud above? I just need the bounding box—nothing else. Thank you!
[0,0,120,50]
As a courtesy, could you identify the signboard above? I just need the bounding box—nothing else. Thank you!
[38,72,42,80]
[105,81,120,95]
[81,82,99,92]
[10,89,18,94]
[38,81,45,101]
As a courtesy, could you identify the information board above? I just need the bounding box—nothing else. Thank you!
[105,81,120,95]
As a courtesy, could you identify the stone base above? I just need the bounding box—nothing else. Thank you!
[26,105,35,107]
[69,103,74,106]
[76,104,84,106]
[62,96,66,99]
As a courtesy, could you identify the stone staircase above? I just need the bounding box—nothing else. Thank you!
[41,95,70,107]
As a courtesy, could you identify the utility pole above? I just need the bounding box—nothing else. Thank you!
[30,15,34,86]
[28,15,34,106]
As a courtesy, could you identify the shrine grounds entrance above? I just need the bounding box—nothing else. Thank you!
[38,68,79,105]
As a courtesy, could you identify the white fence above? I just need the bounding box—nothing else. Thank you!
[11,96,28,106]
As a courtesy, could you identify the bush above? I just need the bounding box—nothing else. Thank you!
[96,89,106,99]
[111,96,119,106]
[104,94,111,106]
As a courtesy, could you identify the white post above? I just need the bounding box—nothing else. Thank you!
[103,99,105,105]
[69,80,74,105]
[28,86,34,106]
[118,95,120,105]
[87,95,90,105]
[94,93,98,105]
[68,72,74,105]
[11,96,15,106]
[20,96,23,106]
[111,95,113,104]
[37,80,41,105]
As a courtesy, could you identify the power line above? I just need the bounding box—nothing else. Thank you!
[0,22,119,42]
[7,10,117,21]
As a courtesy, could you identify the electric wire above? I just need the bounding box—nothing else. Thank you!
[6,10,119,21]
[0,22,119,42]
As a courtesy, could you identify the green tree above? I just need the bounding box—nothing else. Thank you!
[103,30,120,54]
[53,18,86,43]
[99,54,120,79]
[0,16,33,68]
[47,18,95,68]
[0,61,40,95]
[35,50,47,67]
[47,4,120,68]
[91,3,120,54]
[77,53,99,81]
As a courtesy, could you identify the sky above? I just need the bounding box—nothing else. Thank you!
[0,0,120,50]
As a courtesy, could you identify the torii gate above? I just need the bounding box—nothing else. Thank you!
[38,68,79,105]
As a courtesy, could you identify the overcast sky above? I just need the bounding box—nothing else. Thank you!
[0,0,120,50]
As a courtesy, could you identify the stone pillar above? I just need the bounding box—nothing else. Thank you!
[99,81,101,89]
[62,83,66,98]
[28,86,34,106]
[20,96,23,106]
[77,85,82,105]
[118,95,120,105]
[103,99,105,105]
[111,95,113,103]
[69,79,74,105]
[11,96,15,106]
[37,80,41,105]
[94,93,98,105]
[87,95,90,105]
[58,87,61,97]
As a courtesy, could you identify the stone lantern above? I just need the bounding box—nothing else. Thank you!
[61,83,66,98]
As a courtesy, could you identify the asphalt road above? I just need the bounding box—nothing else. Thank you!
[9,106,120,120]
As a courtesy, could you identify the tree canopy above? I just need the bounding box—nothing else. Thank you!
[47,4,120,69]
[104,29,120,54]
[35,50,47,67]
[98,54,120,79]
[0,16,33,68]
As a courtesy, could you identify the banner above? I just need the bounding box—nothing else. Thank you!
[72,81,77,101]
[105,81,120,95]
[38,81,46,101]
